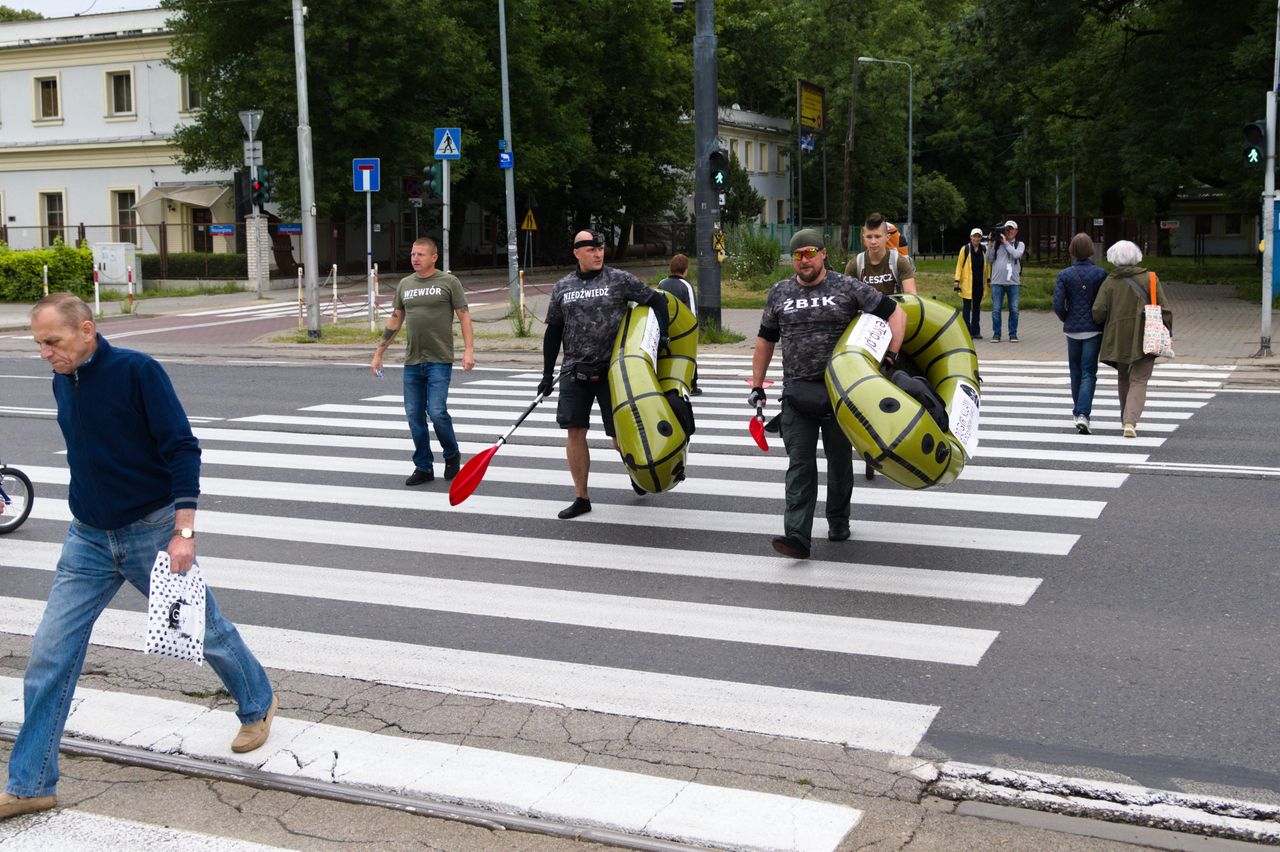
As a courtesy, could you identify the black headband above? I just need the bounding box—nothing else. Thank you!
[574,232,604,249]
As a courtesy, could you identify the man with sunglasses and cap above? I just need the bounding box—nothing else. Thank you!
[539,229,670,520]
[750,229,905,559]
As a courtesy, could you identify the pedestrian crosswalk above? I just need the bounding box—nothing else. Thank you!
[0,354,1234,851]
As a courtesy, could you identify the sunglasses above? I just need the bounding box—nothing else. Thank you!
[792,247,822,260]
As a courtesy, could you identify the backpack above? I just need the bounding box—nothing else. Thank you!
[854,250,902,294]
[885,223,910,257]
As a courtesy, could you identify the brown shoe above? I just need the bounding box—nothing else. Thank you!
[231,694,278,753]
[0,792,57,820]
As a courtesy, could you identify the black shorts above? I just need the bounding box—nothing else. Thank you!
[557,374,615,437]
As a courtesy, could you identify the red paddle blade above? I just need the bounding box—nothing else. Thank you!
[749,416,769,452]
[448,445,500,505]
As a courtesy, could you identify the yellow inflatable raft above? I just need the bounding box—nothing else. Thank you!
[825,294,980,489]
[608,291,699,493]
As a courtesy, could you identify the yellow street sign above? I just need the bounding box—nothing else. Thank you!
[520,209,537,231]
[712,231,725,251]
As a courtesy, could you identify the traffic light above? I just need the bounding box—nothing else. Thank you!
[426,162,443,196]
[1244,120,1266,167]
[708,148,729,190]
[250,167,271,205]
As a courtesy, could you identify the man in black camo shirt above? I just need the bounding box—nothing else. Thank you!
[539,229,669,520]
[749,228,905,559]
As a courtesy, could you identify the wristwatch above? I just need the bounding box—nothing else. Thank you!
[172,528,195,540]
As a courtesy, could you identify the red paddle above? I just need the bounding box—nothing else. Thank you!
[449,378,558,505]
[743,378,774,453]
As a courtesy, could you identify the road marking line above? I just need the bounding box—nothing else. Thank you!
[0,540,997,664]
[0,608,938,755]
[24,470,1081,555]
[0,675,862,850]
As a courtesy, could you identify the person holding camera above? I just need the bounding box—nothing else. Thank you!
[988,220,1026,342]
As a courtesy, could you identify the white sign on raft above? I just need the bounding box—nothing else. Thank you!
[639,308,662,367]
[949,383,981,458]
[846,312,892,361]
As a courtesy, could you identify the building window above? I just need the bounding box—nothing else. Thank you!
[760,199,769,224]
[1194,214,1213,237]
[744,141,753,173]
[35,76,60,120]
[759,142,768,173]
[107,70,134,115]
[1223,214,1242,236]
[777,199,785,224]
[40,192,65,246]
[729,138,738,162]
[113,190,138,245]
[181,75,204,112]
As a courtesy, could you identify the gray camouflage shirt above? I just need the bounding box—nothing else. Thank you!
[545,266,661,369]
[760,270,889,381]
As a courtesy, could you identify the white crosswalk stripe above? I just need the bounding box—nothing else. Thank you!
[0,354,1227,851]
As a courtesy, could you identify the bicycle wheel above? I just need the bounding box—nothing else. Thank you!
[0,466,34,534]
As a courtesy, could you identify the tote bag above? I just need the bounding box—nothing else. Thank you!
[1132,273,1174,358]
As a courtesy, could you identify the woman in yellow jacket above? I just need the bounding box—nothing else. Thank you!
[953,228,988,339]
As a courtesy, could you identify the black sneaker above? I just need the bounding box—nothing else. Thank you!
[828,524,851,542]
[405,469,434,486]
[991,335,1001,342]
[443,455,461,480]
[771,536,810,559]
[690,386,703,396]
[971,333,983,340]
[864,462,876,481]
[1009,335,1019,342]
[558,497,592,519]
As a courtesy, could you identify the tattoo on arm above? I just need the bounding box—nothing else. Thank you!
[380,326,397,344]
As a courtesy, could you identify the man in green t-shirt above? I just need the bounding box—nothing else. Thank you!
[370,237,474,486]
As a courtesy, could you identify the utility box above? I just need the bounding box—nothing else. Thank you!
[91,242,141,291]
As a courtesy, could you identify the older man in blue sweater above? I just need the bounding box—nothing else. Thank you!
[1,294,276,821]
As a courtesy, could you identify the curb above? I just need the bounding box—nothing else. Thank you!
[924,761,1280,845]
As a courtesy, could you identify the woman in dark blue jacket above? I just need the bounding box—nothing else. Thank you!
[1052,233,1108,434]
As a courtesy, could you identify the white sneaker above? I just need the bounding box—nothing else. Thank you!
[1123,423,1137,438]
[1076,416,1090,435]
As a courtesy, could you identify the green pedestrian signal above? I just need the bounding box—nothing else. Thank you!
[1244,120,1266,168]
[708,148,729,190]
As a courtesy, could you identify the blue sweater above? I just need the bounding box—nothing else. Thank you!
[1053,259,1107,334]
[52,335,200,530]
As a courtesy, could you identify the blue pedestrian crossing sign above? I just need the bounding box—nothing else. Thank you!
[352,158,380,192]
[434,128,461,160]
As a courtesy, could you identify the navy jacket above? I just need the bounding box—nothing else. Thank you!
[51,335,200,530]
[1053,259,1107,334]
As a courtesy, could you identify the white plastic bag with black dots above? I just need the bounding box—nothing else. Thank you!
[144,551,207,665]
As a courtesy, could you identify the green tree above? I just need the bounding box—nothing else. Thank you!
[723,152,764,226]
[0,6,41,21]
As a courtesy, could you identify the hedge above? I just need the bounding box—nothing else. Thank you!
[139,252,247,280]
[0,241,93,301]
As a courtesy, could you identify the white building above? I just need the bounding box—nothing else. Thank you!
[0,8,234,255]
[717,105,792,225]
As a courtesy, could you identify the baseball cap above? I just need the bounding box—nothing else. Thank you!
[1003,220,1018,229]
[788,228,825,252]
[970,228,982,236]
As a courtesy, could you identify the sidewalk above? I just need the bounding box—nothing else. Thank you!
[3,277,1278,382]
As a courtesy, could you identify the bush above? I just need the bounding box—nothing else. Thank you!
[724,225,782,280]
[0,240,93,301]
[139,252,247,279]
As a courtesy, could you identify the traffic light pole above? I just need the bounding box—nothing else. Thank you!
[1261,87,1275,357]
[693,0,720,328]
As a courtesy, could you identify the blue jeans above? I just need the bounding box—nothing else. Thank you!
[6,505,272,798]
[402,361,459,472]
[1066,335,1102,417]
[990,283,1020,337]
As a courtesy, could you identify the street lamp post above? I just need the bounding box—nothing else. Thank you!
[857,56,912,253]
